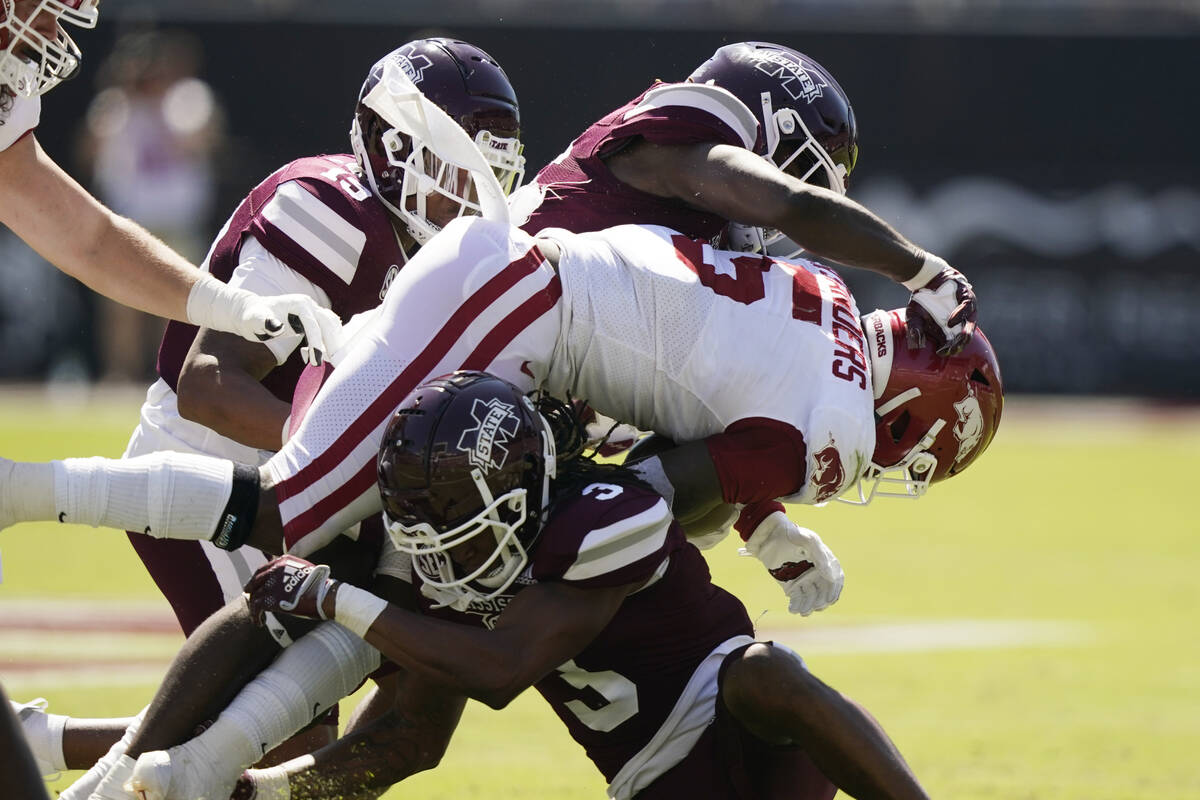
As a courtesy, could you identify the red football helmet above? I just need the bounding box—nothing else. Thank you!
[349,38,524,245]
[0,0,97,96]
[843,308,1003,504]
[377,371,555,609]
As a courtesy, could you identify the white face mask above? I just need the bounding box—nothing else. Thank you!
[0,0,98,96]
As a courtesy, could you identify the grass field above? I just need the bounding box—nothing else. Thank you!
[2,385,1198,799]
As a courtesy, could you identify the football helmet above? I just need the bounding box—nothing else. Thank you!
[688,41,857,195]
[0,0,97,97]
[377,371,555,609]
[350,38,524,245]
[842,308,1003,504]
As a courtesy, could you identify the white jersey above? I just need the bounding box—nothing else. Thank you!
[0,91,39,151]
[544,224,875,504]
[272,218,875,557]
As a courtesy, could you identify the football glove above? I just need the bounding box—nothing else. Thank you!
[245,555,334,625]
[186,276,344,366]
[903,253,977,357]
[740,509,843,616]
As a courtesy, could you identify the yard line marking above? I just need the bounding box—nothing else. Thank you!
[762,619,1095,655]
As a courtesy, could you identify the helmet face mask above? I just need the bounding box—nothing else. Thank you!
[840,309,1004,505]
[349,39,524,245]
[0,0,98,97]
[378,372,555,610]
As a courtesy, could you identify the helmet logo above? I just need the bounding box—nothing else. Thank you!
[396,53,433,84]
[810,439,848,503]
[458,397,521,472]
[754,52,827,104]
[952,384,985,465]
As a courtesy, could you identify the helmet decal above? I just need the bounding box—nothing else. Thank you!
[952,384,985,466]
[753,51,828,104]
[397,53,433,84]
[458,397,521,472]
[810,438,848,503]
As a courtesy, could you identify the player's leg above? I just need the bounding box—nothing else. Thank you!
[1,684,51,800]
[9,697,135,775]
[720,641,930,800]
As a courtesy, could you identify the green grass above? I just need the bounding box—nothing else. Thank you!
[2,388,1198,798]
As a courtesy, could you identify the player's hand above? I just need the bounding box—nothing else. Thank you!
[186,276,344,366]
[739,510,843,616]
[245,555,335,625]
[237,292,345,367]
[903,253,977,357]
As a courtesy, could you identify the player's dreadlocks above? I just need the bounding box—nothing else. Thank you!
[531,393,653,514]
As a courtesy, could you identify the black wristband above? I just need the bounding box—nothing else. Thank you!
[212,463,261,551]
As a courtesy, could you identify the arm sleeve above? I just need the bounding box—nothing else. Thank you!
[704,417,808,505]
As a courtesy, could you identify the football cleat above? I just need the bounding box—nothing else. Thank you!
[10,696,66,777]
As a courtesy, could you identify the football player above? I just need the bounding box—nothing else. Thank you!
[10,37,525,800]
[1,213,1001,797]
[512,40,977,357]
[133,372,933,800]
[1,216,1003,605]
[0,0,340,361]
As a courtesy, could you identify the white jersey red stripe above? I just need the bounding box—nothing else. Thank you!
[269,219,562,556]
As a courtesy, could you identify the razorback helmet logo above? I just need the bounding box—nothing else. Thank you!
[952,383,985,466]
[810,439,848,503]
[457,397,520,472]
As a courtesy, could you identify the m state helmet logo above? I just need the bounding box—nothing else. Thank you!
[754,51,828,104]
[457,397,521,472]
[396,53,433,84]
[952,384,985,465]
[810,438,848,503]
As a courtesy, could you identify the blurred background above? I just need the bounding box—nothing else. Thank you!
[2,4,1199,798]
[0,0,1197,395]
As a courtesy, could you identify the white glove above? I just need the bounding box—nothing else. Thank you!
[739,511,843,616]
[186,276,345,366]
[902,253,977,357]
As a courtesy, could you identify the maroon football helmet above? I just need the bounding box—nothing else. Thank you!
[377,371,555,609]
[349,38,524,244]
[688,41,858,194]
[844,308,1003,503]
[0,0,97,96]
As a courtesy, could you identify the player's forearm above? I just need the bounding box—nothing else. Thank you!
[329,590,526,709]
[774,185,925,283]
[177,355,290,451]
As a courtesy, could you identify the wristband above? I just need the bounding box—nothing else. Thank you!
[332,584,389,638]
[900,252,948,291]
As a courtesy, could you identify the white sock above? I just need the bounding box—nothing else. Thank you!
[187,622,381,768]
[52,453,233,539]
[61,708,145,800]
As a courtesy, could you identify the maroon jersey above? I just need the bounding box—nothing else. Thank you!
[514,81,760,242]
[155,154,405,402]
[413,479,753,784]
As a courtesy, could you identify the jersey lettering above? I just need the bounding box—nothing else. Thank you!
[671,235,769,305]
[321,165,372,202]
[552,658,638,732]
[581,482,624,501]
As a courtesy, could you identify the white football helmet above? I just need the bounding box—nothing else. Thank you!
[0,0,98,97]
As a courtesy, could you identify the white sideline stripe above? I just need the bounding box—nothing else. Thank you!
[761,619,1095,655]
[0,666,173,692]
